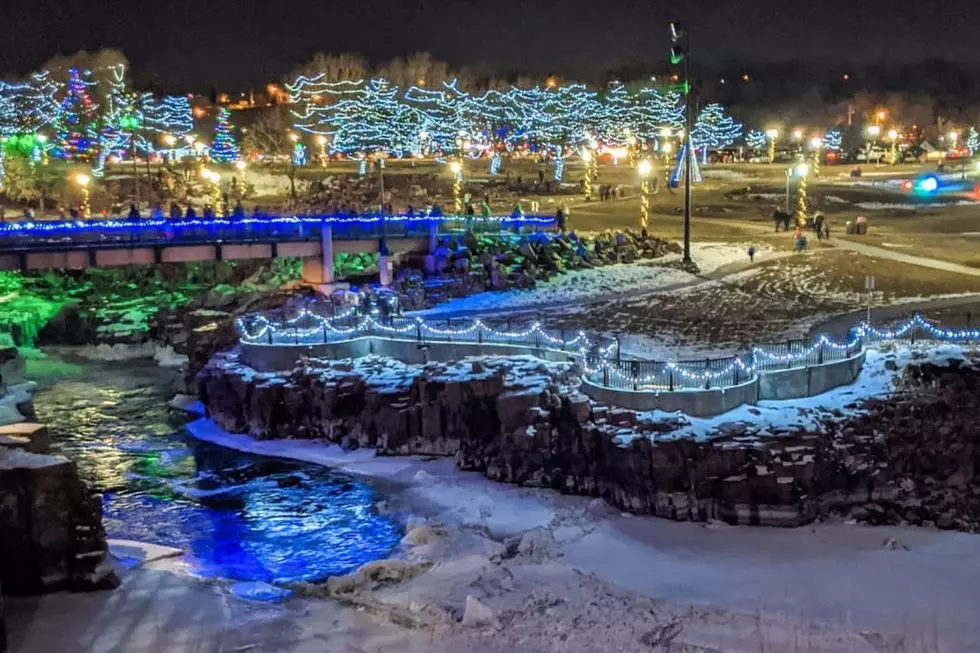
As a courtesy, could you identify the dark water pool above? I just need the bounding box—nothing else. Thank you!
[30,357,402,584]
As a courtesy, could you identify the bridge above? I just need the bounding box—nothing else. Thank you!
[0,214,556,284]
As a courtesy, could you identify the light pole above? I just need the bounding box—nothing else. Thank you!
[200,168,222,216]
[670,20,695,263]
[766,128,779,163]
[75,173,91,218]
[234,159,247,200]
[316,135,328,168]
[886,129,899,165]
[809,136,823,178]
[450,159,463,214]
[581,147,593,200]
[865,125,881,166]
[638,159,652,230]
[795,163,809,224]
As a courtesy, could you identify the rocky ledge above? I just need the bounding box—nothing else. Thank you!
[0,449,119,595]
[197,348,980,531]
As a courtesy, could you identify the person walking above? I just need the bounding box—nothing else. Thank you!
[748,246,756,263]
[556,206,566,233]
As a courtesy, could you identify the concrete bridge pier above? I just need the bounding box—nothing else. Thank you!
[301,224,336,286]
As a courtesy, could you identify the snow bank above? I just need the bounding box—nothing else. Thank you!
[855,200,976,210]
[702,169,752,181]
[634,343,972,441]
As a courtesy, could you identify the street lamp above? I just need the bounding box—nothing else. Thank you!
[765,128,779,163]
[75,173,91,218]
[449,159,463,214]
[808,136,823,177]
[581,147,593,200]
[795,164,809,222]
[234,159,247,197]
[316,134,328,168]
[638,159,652,230]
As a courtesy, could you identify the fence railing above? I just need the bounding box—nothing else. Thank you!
[0,214,556,250]
[236,307,977,394]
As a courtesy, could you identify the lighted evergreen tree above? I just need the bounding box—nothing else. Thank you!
[690,103,742,163]
[54,68,99,162]
[210,108,239,162]
[967,127,980,156]
[823,129,842,152]
[745,130,768,152]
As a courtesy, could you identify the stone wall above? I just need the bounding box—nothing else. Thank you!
[198,350,910,529]
[0,451,119,595]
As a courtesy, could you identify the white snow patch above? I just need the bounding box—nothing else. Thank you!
[632,344,972,442]
[855,200,976,210]
[701,169,752,181]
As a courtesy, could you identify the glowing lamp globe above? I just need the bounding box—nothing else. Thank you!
[795,164,809,177]
[36,134,48,144]
[765,128,779,139]
[449,161,462,174]
[887,129,899,140]
[638,159,652,176]
[234,160,247,171]
[581,149,592,162]
[75,173,90,187]
[809,137,823,149]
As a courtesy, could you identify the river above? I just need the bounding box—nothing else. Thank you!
[29,354,402,584]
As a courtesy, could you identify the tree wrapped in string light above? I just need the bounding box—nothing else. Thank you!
[967,127,980,156]
[690,103,742,164]
[210,108,240,162]
[54,69,99,162]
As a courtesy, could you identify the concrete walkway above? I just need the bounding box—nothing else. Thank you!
[830,238,980,277]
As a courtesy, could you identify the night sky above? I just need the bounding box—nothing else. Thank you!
[2,0,978,91]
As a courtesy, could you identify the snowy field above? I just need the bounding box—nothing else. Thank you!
[415,242,774,317]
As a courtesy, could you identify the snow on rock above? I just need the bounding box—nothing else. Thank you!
[72,342,158,362]
[154,344,189,368]
[230,581,293,603]
[108,539,184,569]
[461,595,499,628]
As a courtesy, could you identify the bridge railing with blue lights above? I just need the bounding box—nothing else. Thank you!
[0,214,556,251]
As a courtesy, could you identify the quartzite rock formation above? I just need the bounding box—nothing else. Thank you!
[197,348,980,531]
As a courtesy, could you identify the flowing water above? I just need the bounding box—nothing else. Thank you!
[29,355,402,584]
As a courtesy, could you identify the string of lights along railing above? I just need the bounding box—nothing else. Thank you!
[0,214,556,236]
[237,313,594,351]
[857,315,980,342]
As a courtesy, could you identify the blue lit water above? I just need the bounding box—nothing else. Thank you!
[31,357,402,584]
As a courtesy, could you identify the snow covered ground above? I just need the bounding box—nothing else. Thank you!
[855,200,976,210]
[415,242,771,317]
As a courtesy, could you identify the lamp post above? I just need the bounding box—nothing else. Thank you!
[638,159,652,230]
[809,136,823,178]
[795,163,809,224]
[200,168,222,216]
[75,173,91,218]
[886,129,899,165]
[234,159,247,199]
[316,135,328,168]
[581,147,593,200]
[865,125,881,165]
[766,128,779,163]
[450,159,463,214]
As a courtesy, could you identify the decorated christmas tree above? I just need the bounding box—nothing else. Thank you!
[210,108,239,162]
[967,127,980,156]
[690,103,742,163]
[54,69,99,162]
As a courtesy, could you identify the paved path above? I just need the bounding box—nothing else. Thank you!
[811,294,980,337]
[830,238,980,277]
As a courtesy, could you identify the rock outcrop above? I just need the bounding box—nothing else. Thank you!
[0,450,119,595]
[198,349,980,531]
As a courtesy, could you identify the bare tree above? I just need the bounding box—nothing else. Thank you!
[290,52,368,83]
[242,107,299,202]
[375,52,453,89]
[41,49,130,103]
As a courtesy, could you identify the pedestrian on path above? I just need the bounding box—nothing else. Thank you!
[748,246,756,263]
